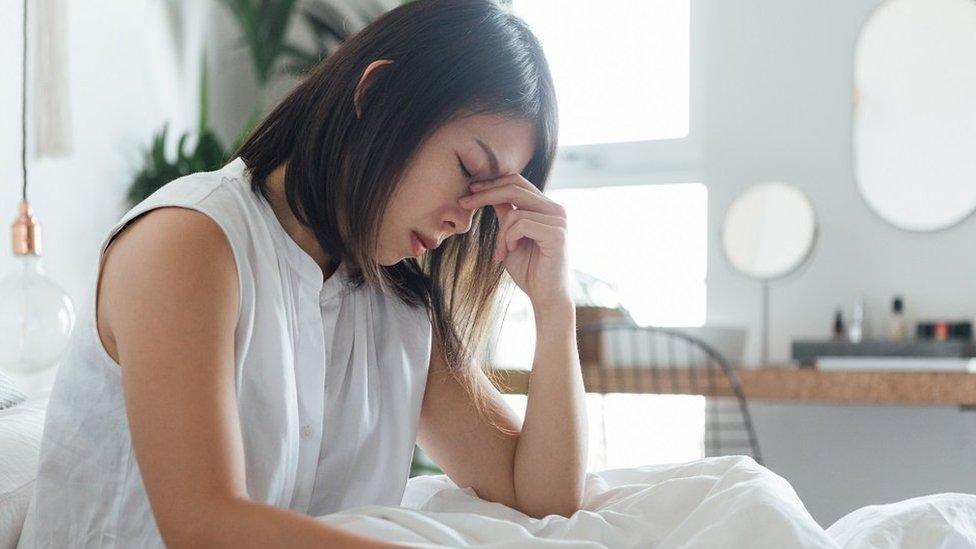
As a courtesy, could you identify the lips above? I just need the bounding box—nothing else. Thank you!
[410,231,438,257]
[415,232,438,250]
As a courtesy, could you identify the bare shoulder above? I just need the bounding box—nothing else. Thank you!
[96,206,239,364]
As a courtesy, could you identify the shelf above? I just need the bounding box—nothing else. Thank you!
[489,365,976,406]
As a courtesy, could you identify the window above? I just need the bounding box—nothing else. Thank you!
[501,393,706,472]
[509,0,690,146]
[492,183,708,470]
[495,1,705,472]
[490,182,708,370]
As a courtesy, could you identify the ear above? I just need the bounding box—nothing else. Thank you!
[354,59,395,119]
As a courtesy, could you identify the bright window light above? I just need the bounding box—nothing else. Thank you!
[553,183,707,327]
[509,0,691,146]
[491,183,708,468]
[501,393,706,470]
[490,182,708,370]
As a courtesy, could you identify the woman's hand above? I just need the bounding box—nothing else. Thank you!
[458,174,570,309]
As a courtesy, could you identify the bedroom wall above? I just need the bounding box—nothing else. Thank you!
[0,1,260,393]
[685,0,976,526]
[697,0,976,365]
[548,0,976,526]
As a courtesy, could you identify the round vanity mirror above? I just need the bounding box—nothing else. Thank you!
[853,0,976,232]
[722,182,817,281]
[722,182,817,364]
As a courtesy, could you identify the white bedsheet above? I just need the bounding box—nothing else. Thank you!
[315,456,976,548]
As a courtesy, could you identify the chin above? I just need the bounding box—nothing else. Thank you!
[377,250,407,266]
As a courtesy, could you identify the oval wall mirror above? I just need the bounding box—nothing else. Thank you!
[722,182,818,281]
[853,0,976,232]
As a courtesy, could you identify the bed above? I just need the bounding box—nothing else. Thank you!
[3,391,975,548]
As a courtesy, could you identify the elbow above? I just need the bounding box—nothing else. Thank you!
[154,496,246,549]
[156,516,211,549]
[516,487,585,520]
[521,499,583,520]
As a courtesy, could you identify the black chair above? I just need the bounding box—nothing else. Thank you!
[576,319,763,465]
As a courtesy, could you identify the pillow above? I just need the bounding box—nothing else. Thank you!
[0,371,27,410]
[0,391,49,549]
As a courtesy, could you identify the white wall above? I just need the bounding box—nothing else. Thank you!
[690,0,976,526]
[752,402,976,526]
[547,0,976,526]
[2,1,209,311]
[698,0,976,364]
[0,0,264,393]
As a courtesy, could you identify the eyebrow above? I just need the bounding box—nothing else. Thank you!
[475,138,501,178]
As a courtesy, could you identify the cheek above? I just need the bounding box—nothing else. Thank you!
[396,177,460,215]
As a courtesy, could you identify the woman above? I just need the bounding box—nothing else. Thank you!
[17,0,586,547]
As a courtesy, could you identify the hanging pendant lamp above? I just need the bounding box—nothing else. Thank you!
[0,0,76,374]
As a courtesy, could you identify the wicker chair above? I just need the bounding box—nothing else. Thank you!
[576,317,763,464]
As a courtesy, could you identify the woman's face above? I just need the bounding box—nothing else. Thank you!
[375,112,536,265]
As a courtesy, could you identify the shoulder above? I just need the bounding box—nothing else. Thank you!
[98,206,240,338]
[105,206,235,268]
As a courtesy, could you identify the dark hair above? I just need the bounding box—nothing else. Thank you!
[233,0,558,422]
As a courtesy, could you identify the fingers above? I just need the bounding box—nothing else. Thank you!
[459,173,568,262]
[459,175,565,217]
[495,209,566,262]
[469,173,542,196]
[503,218,567,260]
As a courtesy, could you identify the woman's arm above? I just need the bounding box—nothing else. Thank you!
[419,174,587,519]
[99,207,398,548]
[416,299,586,520]
[511,297,587,519]
[469,174,588,518]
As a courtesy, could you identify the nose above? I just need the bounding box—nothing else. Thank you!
[444,203,476,235]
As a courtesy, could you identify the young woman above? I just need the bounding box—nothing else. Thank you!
[17,0,586,547]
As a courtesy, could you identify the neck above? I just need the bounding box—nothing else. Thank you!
[264,162,336,279]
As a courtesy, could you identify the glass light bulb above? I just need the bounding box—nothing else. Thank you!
[0,254,76,373]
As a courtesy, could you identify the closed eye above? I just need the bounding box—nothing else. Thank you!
[458,157,473,179]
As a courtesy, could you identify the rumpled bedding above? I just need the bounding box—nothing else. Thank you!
[315,456,976,548]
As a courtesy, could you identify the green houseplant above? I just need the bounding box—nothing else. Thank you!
[127,49,226,207]
[127,0,408,206]
[127,0,304,206]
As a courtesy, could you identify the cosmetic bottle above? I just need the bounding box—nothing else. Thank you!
[848,298,864,343]
[832,309,846,340]
[887,296,908,342]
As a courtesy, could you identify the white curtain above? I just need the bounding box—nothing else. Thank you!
[33,0,73,159]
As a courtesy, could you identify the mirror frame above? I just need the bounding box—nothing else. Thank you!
[720,182,819,282]
[851,0,976,233]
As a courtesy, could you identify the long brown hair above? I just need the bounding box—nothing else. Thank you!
[232,0,558,420]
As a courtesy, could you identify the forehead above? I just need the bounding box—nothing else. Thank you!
[444,111,536,174]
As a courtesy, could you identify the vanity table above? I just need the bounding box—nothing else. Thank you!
[489,366,976,407]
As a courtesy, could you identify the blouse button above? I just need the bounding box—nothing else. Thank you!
[300,424,313,439]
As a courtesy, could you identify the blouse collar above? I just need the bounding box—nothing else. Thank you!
[220,157,352,298]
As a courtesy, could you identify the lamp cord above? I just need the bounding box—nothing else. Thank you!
[21,0,28,202]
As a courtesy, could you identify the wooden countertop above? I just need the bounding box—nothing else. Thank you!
[489,365,976,406]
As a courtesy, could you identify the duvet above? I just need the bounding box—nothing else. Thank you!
[316,456,976,548]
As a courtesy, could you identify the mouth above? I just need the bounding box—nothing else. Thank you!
[410,231,439,257]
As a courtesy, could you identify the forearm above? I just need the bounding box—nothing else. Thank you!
[512,297,588,518]
[167,496,399,549]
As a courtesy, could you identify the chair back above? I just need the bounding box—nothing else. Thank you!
[577,319,763,464]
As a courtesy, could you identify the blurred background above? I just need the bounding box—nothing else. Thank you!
[2,0,975,527]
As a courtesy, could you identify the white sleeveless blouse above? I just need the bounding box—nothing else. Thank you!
[16,157,433,548]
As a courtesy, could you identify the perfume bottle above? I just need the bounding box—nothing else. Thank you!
[832,309,846,340]
[887,296,908,342]
[848,297,865,343]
